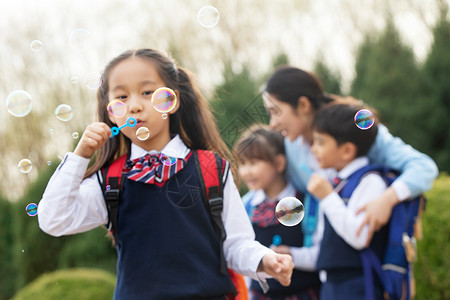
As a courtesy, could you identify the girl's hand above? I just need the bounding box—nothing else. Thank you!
[356,187,399,246]
[257,253,293,286]
[307,174,334,200]
[74,122,112,158]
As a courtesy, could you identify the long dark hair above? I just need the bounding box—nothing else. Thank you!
[85,48,234,178]
[264,66,334,110]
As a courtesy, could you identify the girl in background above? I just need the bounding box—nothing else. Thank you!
[235,124,321,300]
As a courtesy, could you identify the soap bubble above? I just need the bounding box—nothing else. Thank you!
[72,132,79,139]
[275,197,304,226]
[151,87,177,113]
[162,113,168,120]
[107,100,127,117]
[18,159,33,174]
[69,28,92,51]
[26,203,38,216]
[160,148,178,166]
[55,104,73,121]
[49,129,55,135]
[6,90,32,117]
[354,109,374,130]
[30,40,43,52]
[84,72,102,89]
[47,161,52,166]
[197,6,220,28]
[136,127,150,141]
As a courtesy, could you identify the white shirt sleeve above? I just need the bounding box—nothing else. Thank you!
[289,209,323,271]
[222,171,274,280]
[37,152,108,236]
[319,173,387,250]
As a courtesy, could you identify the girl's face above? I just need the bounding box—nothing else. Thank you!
[107,57,178,151]
[238,158,283,191]
[263,92,313,142]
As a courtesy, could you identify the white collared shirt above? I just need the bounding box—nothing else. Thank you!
[319,157,388,250]
[38,135,273,280]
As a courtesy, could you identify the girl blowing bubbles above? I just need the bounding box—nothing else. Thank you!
[38,49,293,299]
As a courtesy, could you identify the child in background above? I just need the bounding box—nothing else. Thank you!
[37,48,293,299]
[235,124,321,300]
[307,103,387,299]
[263,66,438,247]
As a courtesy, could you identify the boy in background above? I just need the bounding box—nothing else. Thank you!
[307,103,387,299]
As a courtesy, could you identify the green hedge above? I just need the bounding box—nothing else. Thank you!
[11,268,116,300]
[414,174,450,299]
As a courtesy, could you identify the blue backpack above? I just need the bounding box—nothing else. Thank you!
[338,165,425,300]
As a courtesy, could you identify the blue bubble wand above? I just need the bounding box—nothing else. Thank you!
[110,117,137,138]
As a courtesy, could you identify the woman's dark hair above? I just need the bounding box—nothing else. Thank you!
[233,124,285,164]
[264,66,334,110]
[85,48,234,178]
[313,103,379,157]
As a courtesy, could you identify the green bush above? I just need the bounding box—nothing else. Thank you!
[414,174,450,299]
[11,268,116,300]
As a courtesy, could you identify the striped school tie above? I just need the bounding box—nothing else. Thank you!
[122,151,190,185]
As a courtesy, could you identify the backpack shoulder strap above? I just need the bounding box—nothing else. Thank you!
[193,149,228,274]
[102,153,129,246]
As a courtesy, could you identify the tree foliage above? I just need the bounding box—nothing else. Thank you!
[351,18,428,154]
[420,8,450,172]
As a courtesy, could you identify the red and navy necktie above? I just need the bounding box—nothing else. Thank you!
[122,151,191,185]
[251,200,279,227]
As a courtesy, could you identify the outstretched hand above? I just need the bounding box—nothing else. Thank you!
[74,122,112,158]
[356,187,399,246]
[257,253,294,286]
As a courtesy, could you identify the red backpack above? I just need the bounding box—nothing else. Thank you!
[101,149,248,300]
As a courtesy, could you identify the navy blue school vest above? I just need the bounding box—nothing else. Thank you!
[250,217,321,295]
[316,174,388,283]
[113,155,234,299]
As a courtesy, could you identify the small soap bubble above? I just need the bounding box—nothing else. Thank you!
[18,159,33,174]
[30,40,43,52]
[25,203,38,216]
[151,87,177,113]
[136,127,150,141]
[55,104,73,121]
[84,72,102,89]
[69,28,92,51]
[197,6,220,28]
[6,90,32,117]
[354,109,374,130]
[49,129,54,135]
[107,100,127,117]
[160,148,178,166]
[106,185,111,190]
[22,249,24,253]
[47,161,52,166]
[70,76,79,85]
[72,132,79,139]
[275,197,304,226]
[161,113,168,120]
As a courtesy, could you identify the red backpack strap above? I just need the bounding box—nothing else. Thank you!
[193,150,248,300]
[193,150,227,271]
[102,153,129,246]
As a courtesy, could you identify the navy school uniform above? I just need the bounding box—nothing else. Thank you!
[316,201,389,300]
[114,154,234,299]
